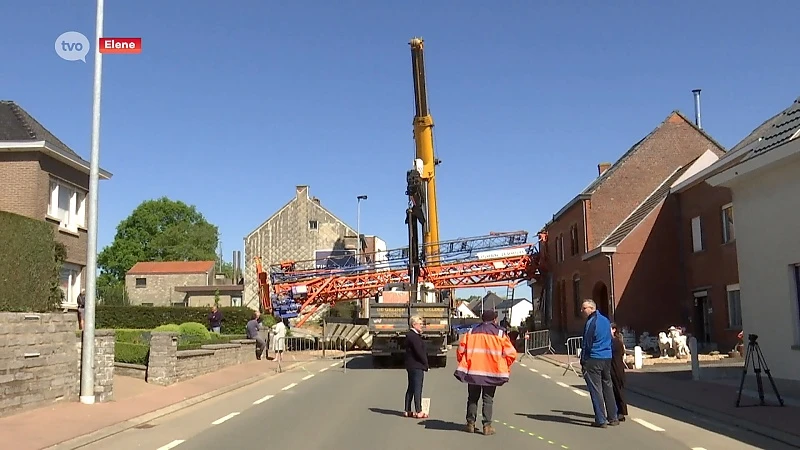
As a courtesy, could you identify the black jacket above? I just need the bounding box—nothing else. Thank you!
[405,329,429,371]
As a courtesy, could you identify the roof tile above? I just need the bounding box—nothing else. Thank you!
[0,100,81,158]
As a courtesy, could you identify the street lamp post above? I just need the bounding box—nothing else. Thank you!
[80,0,105,406]
[356,195,368,264]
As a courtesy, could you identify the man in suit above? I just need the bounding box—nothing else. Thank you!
[404,315,429,418]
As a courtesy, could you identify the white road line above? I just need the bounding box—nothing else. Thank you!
[253,394,274,405]
[556,381,570,388]
[572,389,589,397]
[541,374,551,379]
[633,418,665,432]
[156,440,185,450]
[529,367,538,373]
[302,374,315,381]
[281,382,298,391]
[211,412,240,425]
[319,367,329,373]
[520,363,527,367]
[691,448,708,450]
[330,362,339,367]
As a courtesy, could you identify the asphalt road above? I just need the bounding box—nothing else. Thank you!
[76,352,793,450]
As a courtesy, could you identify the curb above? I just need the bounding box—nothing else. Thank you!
[626,386,800,449]
[46,361,306,450]
[534,354,800,447]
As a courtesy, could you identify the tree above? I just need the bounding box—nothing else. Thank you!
[98,197,219,282]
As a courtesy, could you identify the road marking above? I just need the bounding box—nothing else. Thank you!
[556,381,570,388]
[494,420,568,448]
[156,441,185,450]
[572,389,589,397]
[253,394,274,405]
[211,412,239,425]
[302,374,315,380]
[541,374,551,379]
[319,367,329,373]
[330,362,339,367]
[520,363,527,367]
[691,448,708,450]
[529,367,538,373]
[281,383,297,391]
[633,418,665,432]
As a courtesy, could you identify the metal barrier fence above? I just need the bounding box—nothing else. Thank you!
[563,336,583,376]
[521,330,556,358]
[274,335,348,373]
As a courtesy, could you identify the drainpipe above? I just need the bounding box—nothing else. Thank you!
[605,253,616,318]
[581,200,589,253]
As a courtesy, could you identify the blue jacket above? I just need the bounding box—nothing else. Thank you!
[581,311,612,362]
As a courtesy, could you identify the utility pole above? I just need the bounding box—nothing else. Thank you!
[356,195,367,317]
[80,0,105,406]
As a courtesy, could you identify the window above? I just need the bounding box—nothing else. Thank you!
[59,263,82,306]
[308,220,318,230]
[794,265,800,342]
[231,296,242,307]
[570,225,579,256]
[554,237,560,262]
[48,179,86,232]
[135,277,147,288]
[721,204,735,243]
[691,216,704,252]
[726,284,742,328]
[572,274,581,317]
[558,233,565,262]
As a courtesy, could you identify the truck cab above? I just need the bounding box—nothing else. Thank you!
[368,282,450,368]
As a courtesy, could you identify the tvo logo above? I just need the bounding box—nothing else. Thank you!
[55,31,90,62]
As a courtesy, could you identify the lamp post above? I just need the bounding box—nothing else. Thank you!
[356,195,368,264]
[80,0,105,406]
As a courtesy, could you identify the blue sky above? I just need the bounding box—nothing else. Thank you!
[2,2,798,299]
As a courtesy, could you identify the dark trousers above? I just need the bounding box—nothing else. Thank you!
[254,336,266,359]
[583,358,618,424]
[405,368,424,413]
[466,384,497,425]
[611,371,627,416]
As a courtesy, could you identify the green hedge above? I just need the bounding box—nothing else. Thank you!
[0,211,63,312]
[116,342,149,365]
[96,305,256,334]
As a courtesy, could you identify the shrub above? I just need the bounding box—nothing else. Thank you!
[179,322,210,340]
[96,305,254,334]
[116,342,149,365]
[153,324,181,332]
[0,211,64,312]
[115,329,151,344]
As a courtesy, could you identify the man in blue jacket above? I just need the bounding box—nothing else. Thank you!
[579,299,618,427]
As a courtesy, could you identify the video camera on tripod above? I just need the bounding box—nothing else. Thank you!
[736,333,785,407]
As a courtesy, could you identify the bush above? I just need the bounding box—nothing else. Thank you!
[0,211,64,312]
[96,305,254,334]
[116,342,149,365]
[115,329,151,344]
[153,324,181,332]
[179,322,210,340]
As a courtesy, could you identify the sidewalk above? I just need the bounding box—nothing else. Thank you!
[536,353,800,448]
[0,357,304,450]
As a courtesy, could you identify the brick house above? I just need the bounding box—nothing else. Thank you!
[0,100,113,308]
[125,261,244,307]
[542,110,727,340]
[670,151,741,352]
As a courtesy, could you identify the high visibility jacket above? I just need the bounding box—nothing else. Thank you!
[454,322,517,386]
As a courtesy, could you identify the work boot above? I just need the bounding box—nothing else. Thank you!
[465,421,476,433]
[483,424,496,435]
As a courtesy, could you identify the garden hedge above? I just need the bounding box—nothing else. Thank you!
[0,211,63,312]
[96,305,256,334]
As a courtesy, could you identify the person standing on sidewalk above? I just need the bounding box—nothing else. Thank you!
[610,322,628,422]
[454,309,517,436]
[247,311,266,360]
[403,315,429,418]
[208,305,223,334]
[579,300,618,428]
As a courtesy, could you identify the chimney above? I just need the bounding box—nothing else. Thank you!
[692,89,702,130]
[295,185,309,199]
[311,197,321,205]
[598,162,611,176]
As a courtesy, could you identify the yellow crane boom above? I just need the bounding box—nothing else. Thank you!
[409,37,441,264]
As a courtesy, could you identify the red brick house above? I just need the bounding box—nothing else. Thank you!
[0,100,113,308]
[541,110,728,339]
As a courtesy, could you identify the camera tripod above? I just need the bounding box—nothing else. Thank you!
[735,334,784,407]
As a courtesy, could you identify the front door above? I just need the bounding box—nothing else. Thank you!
[693,295,712,344]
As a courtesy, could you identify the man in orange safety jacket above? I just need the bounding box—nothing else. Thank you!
[454,309,517,435]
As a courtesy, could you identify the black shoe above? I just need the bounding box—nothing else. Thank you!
[618,415,626,422]
[608,420,620,426]
[591,422,608,428]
